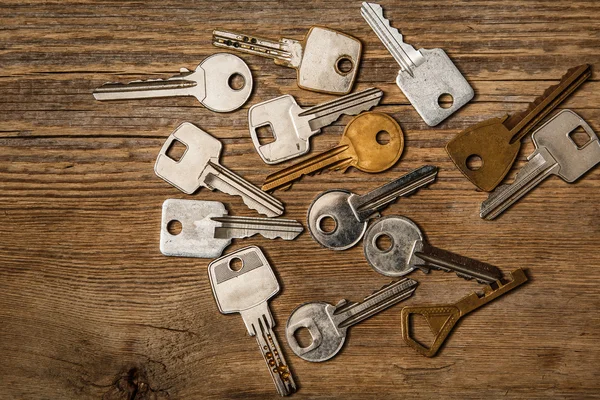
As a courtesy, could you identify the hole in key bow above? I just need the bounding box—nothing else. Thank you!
[376,130,391,145]
[166,139,187,162]
[293,327,313,349]
[568,125,592,148]
[466,154,483,171]
[167,220,182,236]
[228,257,244,272]
[438,93,454,109]
[374,233,393,252]
[317,215,337,234]
[335,56,354,75]
[228,73,246,91]
[256,124,276,146]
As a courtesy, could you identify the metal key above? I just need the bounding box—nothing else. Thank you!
[155,122,284,217]
[249,87,383,164]
[307,165,438,250]
[446,64,592,191]
[361,2,474,126]
[286,278,417,362]
[363,215,503,283]
[261,112,404,192]
[160,199,303,258]
[93,53,253,113]
[209,246,297,396]
[213,27,361,95]
[401,268,527,357]
[480,110,600,220]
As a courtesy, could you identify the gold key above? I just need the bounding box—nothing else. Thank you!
[400,268,527,357]
[261,112,404,192]
[446,64,591,191]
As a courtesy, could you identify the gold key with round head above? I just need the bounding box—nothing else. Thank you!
[261,112,404,192]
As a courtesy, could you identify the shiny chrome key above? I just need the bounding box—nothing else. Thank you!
[160,199,303,258]
[155,123,284,217]
[361,2,473,126]
[307,165,438,250]
[93,53,253,113]
[249,87,383,164]
[481,110,600,220]
[213,26,361,95]
[286,278,418,362]
[364,215,503,283]
[209,246,297,396]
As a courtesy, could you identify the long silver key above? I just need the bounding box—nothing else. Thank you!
[364,215,503,283]
[155,123,284,217]
[286,278,418,362]
[93,53,253,113]
[160,199,303,258]
[209,246,297,396]
[481,110,600,220]
[307,165,438,250]
[249,87,383,164]
[361,2,474,126]
[213,27,361,95]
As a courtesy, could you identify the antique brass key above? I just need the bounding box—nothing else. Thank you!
[400,268,527,357]
[446,64,591,191]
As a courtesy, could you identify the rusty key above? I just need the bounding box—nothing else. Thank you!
[446,64,591,191]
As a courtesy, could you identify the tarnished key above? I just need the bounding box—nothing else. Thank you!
[481,110,600,220]
[262,112,404,192]
[93,53,253,113]
[249,87,383,164]
[364,215,503,283]
[446,64,592,191]
[286,278,418,362]
[361,2,474,126]
[213,27,361,95]
[307,165,438,250]
[155,122,284,217]
[160,199,303,258]
[209,246,297,396]
[401,268,527,357]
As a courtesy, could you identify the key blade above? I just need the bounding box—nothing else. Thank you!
[93,76,201,101]
[211,215,304,240]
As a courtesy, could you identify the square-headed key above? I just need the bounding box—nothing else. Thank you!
[155,122,284,217]
[213,27,362,95]
[361,3,474,126]
[209,246,297,396]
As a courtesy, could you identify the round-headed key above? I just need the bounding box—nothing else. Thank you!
[262,112,404,192]
[363,216,503,283]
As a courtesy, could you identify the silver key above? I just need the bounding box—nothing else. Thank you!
[361,2,474,126]
[160,199,304,258]
[213,27,361,95]
[93,53,252,113]
[209,246,297,396]
[481,110,600,220]
[286,278,418,362]
[155,123,284,217]
[249,87,383,164]
[364,215,503,283]
[307,165,438,250]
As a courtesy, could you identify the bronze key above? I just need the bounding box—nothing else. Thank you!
[446,64,591,191]
[400,268,528,357]
[261,112,404,192]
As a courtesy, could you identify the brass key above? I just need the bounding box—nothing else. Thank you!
[446,64,591,191]
[261,112,404,192]
[400,268,527,357]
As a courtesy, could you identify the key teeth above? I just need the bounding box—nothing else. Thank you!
[361,2,404,43]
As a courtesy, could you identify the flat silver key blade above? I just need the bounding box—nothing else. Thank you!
[211,215,303,240]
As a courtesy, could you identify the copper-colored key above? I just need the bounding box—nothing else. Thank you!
[446,64,591,191]
[261,112,404,192]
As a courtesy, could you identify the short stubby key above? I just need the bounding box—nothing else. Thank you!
[213,27,361,95]
[480,110,600,220]
[307,165,438,250]
[364,215,503,283]
[401,268,527,357]
[160,199,303,258]
[262,112,404,192]
[155,122,284,217]
[286,278,417,362]
[446,64,592,191]
[93,53,253,113]
[361,3,474,126]
[209,246,297,396]
[249,87,383,164]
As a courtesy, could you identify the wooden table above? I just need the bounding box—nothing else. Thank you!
[1,1,599,398]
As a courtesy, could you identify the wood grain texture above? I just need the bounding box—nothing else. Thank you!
[1,0,600,398]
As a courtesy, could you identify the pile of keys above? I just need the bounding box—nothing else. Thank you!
[92,2,597,396]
